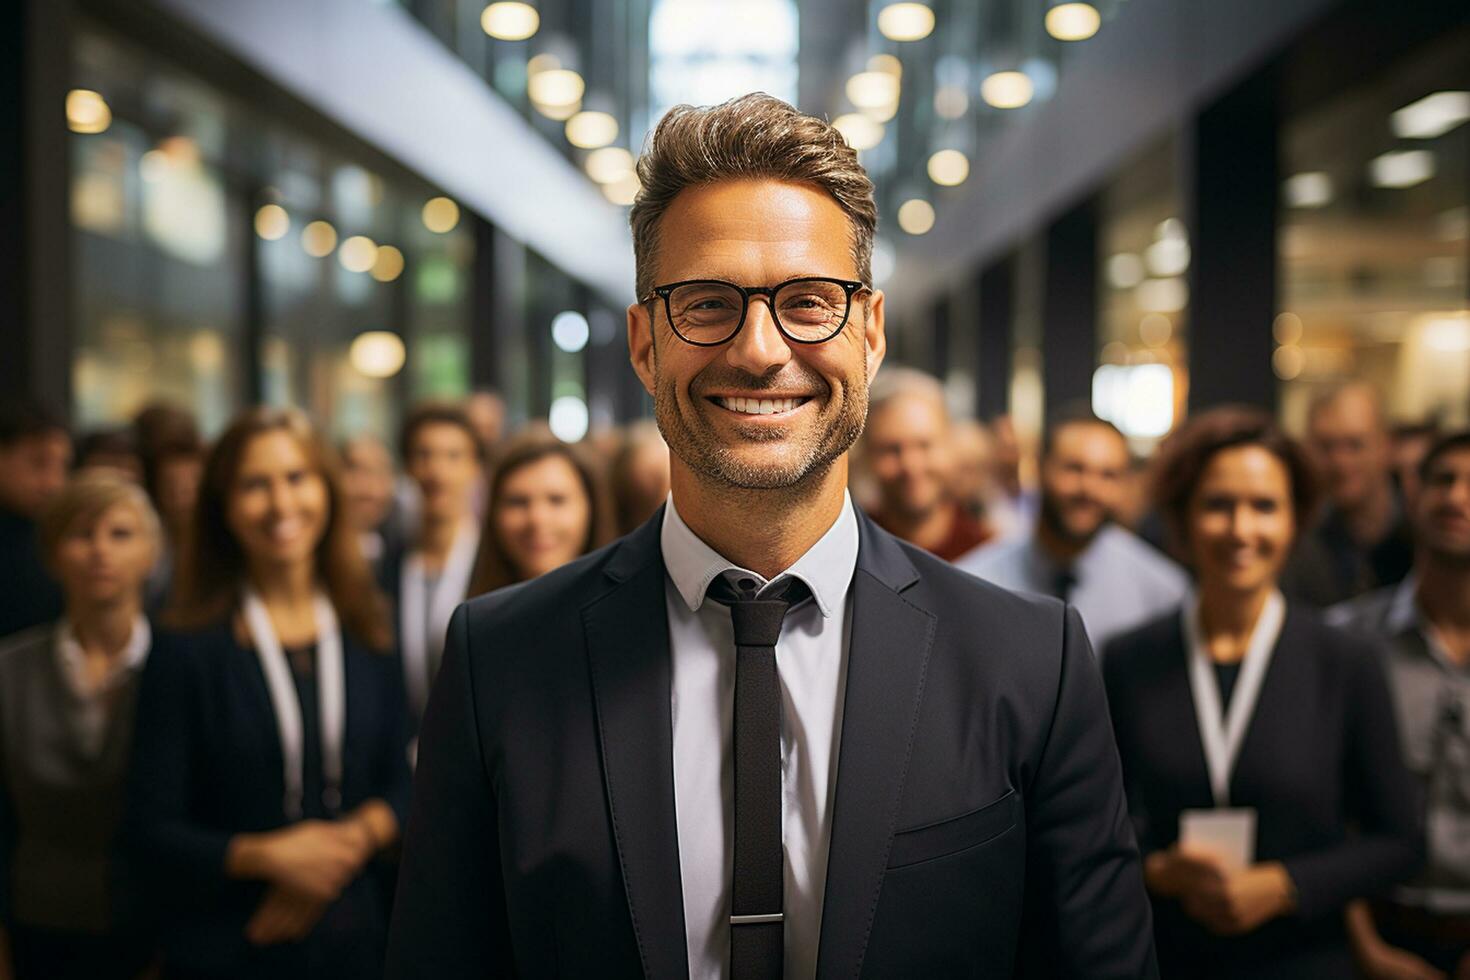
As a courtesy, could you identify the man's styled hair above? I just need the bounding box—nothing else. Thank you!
[629,92,878,302]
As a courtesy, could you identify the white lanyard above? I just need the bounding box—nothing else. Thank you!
[242,589,346,819]
[400,521,479,718]
[1183,590,1286,807]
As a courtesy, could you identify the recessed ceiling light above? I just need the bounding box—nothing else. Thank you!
[1370,149,1435,189]
[1391,91,1470,140]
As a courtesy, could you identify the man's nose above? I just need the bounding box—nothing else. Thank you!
[723,297,792,377]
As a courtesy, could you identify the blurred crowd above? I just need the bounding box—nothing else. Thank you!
[1,368,1468,978]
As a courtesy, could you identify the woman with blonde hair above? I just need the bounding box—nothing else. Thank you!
[127,407,410,980]
[0,471,161,979]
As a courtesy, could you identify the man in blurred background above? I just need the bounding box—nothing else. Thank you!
[1332,431,1470,979]
[959,406,1187,654]
[0,399,72,638]
[1283,382,1413,607]
[863,367,992,560]
[341,432,402,574]
[387,403,484,726]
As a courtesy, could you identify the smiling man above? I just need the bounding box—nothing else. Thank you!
[386,94,1157,979]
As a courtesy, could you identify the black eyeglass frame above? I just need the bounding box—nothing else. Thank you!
[644,276,870,347]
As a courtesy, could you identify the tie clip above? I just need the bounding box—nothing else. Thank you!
[730,913,783,926]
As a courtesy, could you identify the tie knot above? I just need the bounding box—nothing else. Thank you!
[706,574,811,648]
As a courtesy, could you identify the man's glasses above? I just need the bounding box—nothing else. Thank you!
[645,277,869,347]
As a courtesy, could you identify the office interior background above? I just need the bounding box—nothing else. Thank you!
[2,0,1465,453]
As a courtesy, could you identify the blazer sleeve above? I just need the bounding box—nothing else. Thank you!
[1279,636,1424,920]
[124,635,237,895]
[385,603,515,979]
[1019,606,1160,979]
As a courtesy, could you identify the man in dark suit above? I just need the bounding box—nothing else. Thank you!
[386,93,1157,979]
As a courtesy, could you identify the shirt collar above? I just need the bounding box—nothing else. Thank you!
[55,614,152,684]
[659,491,859,619]
[1385,573,1421,636]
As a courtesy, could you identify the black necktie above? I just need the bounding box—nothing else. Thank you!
[706,574,810,980]
[1051,568,1077,604]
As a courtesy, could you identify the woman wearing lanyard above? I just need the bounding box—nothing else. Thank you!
[0,472,160,979]
[465,430,613,597]
[1103,406,1422,978]
[126,408,411,980]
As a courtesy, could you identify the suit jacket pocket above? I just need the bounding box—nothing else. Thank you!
[887,790,1018,869]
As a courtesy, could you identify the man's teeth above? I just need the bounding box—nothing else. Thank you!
[717,396,806,415]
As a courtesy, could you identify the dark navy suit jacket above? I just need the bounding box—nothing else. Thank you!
[126,618,413,977]
[387,507,1158,978]
[1103,606,1421,979]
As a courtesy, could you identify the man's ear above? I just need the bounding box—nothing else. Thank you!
[863,289,887,383]
[627,301,657,396]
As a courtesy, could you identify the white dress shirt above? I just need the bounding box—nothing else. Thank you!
[661,492,859,980]
[55,614,151,756]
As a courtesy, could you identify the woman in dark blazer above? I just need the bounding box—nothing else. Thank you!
[0,472,162,980]
[1103,406,1422,979]
[127,407,410,980]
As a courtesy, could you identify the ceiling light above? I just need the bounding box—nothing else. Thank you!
[603,172,641,206]
[1045,3,1101,41]
[480,2,539,41]
[528,68,585,108]
[585,147,634,184]
[833,113,884,150]
[254,204,290,241]
[1370,149,1435,189]
[371,245,405,282]
[1107,253,1144,290]
[980,71,1033,109]
[422,196,461,233]
[877,3,935,42]
[1138,313,1172,348]
[897,198,935,235]
[1283,171,1333,208]
[350,331,406,379]
[847,71,900,110]
[301,220,338,257]
[66,89,111,134]
[565,110,618,149]
[338,235,379,273]
[1390,91,1470,139]
[1145,236,1190,277]
[927,149,970,186]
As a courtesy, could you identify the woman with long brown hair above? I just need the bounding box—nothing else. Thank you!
[467,430,615,597]
[126,407,410,980]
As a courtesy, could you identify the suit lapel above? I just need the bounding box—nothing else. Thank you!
[583,511,691,980]
[816,513,936,979]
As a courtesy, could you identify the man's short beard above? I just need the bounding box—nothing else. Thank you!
[651,347,869,493]
[1039,492,1110,548]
